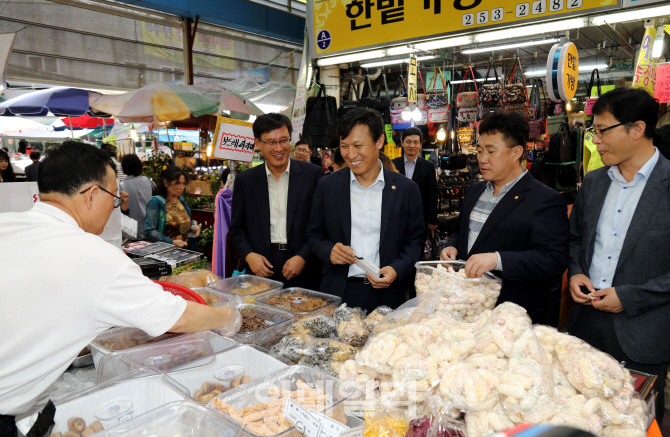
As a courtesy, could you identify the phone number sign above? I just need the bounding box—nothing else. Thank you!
[309,0,619,57]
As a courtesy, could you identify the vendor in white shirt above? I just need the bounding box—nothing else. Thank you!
[0,141,242,437]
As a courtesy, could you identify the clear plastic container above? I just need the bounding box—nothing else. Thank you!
[192,287,240,307]
[167,345,290,403]
[207,365,360,437]
[255,288,342,321]
[234,304,294,349]
[97,401,241,437]
[15,369,190,436]
[94,398,134,428]
[208,275,283,304]
[90,327,183,369]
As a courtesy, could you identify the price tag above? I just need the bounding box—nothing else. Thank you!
[310,411,349,437]
[194,187,202,194]
[284,399,322,437]
[655,64,670,103]
[340,425,364,437]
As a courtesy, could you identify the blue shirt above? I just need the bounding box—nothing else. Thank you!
[404,156,417,180]
[589,148,660,289]
[349,161,385,278]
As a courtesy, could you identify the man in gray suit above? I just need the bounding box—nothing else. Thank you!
[568,88,670,422]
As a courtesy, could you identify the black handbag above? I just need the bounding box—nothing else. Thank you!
[303,84,338,149]
[357,75,375,109]
[374,72,392,124]
[338,78,360,118]
[547,122,572,163]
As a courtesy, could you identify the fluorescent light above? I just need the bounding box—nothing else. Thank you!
[653,26,665,59]
[316,50,386,66]
[474,18,587,42]
[387,46,413,56]
[415,36,473,51]
[451,78,496,84]
[590,4,670,25]
[361,55,435,68]
[462,38,559,54]
[525,64,609,77]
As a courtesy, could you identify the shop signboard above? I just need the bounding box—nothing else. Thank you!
[408,54,418,103]
[632,26,658,96]
[212,117,256,162]
[308,0,620,57]
[622,0,665,7]
[546,41,579,102]
[655,64,670,104]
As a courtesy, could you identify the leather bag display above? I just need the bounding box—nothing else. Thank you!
[585,69,602,116]
[456,66,479,108]
[302,84,338,149]
[338,78,360,118]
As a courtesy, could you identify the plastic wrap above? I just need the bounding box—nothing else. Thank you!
[464,404,514,437]
[270,335,315,363]
[471,302,532,357]
[319,360,345,378]
[363,306,393,332]
[373,290,442,335]
[426,412,466,437]
[414,261,501,322]
[159,269,222,289]
[438,362,499,412]
[338,359,381,390]
[334,304,369,347]
[288,314,337,338]
[362,411,408,437]
[214,306,244,337]
[233,304,294,348]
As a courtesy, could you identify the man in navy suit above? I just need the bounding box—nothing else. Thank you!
[440,112,569,325]
[230,113,323,289]
[307,108,425,311]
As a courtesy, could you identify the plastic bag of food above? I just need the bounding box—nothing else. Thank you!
[311,338,356,361]
[319,360,345,378]
[269,334,315,363]
[438,362,500,412]
[334,304,369,347]
[334,304,366,325]
[601,393,649,437]
[339,359,381,390]
[363,306,393,332]
[363,410,408,437]
[414,261,501,322]
[426,411,466,437]
[159,269,222,289]
[289,314,337,338]
[471,302,532,357]
[373,290,442,335]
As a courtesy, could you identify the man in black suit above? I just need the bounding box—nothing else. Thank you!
[392,127,438,237]
[440,111,569,325]
[24,151,40,182]
[230,113,323,289]
[307,108,425,311]
[568,88,670,421]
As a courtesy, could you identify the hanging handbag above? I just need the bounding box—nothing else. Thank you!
[585,69,602,116]
[428,106,449,123]
[503,59,528,105]
[417,71,427,109]
[357,74,375,109]
[390,75,408,110]
[547,122,573,163]
[457,66,479,108]
[457,127,474,145]
[547,114,568,136]
[553,101,563,115]
[338,78,360,118]
[529,119,544,139]
[479,62,503,106]
[458,106,478,122]
[528,78,543,120]
[426,67,449,108]
[303,83,338,149]
[374,72,392,124]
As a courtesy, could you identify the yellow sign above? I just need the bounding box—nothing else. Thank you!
[632,26,657,96]
[561,43,579,101]
[310,0,618,56]
[408,55,417,103]
[141,22,235,70]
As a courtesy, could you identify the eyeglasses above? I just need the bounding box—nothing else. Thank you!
[80,185,123,208]
[294,147,311,154]
[259,138,291,147]
[586,122,627,138]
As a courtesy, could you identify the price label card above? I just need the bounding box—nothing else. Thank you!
[310,411,349,437]
[655,64,670,103]
[284,399,322,437]
[340,425,364,437]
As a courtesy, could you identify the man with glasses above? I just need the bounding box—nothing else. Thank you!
[293,139,314,164]
[231,114,323,289]
[0,141,242,437]
[568,88,670,421]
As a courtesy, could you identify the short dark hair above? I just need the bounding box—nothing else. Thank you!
[1,147,8,152]
[654,125,670,160]
[29,151,41,160]
[295,139,312,150]
[337,107,384,143]
[592,88,659,139]
[0,150,16,182]
[253,113,293,139]
[121,154,143,177]
[479,111,529,162]
[38,141,116,196]
[402,127,423,142]
[333,147,345,167]
[156,165,189,198]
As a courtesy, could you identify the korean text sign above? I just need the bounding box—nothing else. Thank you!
[212,117,255,162]
[310,0,619,57]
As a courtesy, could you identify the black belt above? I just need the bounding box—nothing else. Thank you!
[271,243,288,250]
[347,276,371,285]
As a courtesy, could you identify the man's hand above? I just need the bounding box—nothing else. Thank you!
[330,243,357,265]
[569,274,595,305]
[592,287,624,313]
[428,223,438,238]
[245,252,274,277]
[120,190,130,212]
[172,239,187,248]
[440,246,458,261]
[367,266,397,289]
[283,255,306,281]
[464,253,498,278]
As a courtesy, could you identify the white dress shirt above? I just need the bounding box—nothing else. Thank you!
[404,156,417,180]
[349,161,385,277]
[0,203,186,415]
[589,148,660,289]
[266,160,290,244]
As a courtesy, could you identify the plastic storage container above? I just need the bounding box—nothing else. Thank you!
[234,304,294,349]
[192,287,239,307]
[90,327,183,369]
[15,369,190,436]
[97,401,241,437]
[167,344,290,403]
[255,288,342,321]
[207,275,283,304]
[207,365,360,437]
[414,260,503,321]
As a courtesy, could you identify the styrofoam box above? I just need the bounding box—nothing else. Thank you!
[207,366,360,437]
[97,401,241,437]
[167,345,291,401]
[16,370,190,436]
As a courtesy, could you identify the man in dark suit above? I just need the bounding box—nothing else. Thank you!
[24,151,40,182]
[230,113,323,289]
[440,112,569,325]
[307,108,425,311]
[392,127,438,236]
[568,88,670,421]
